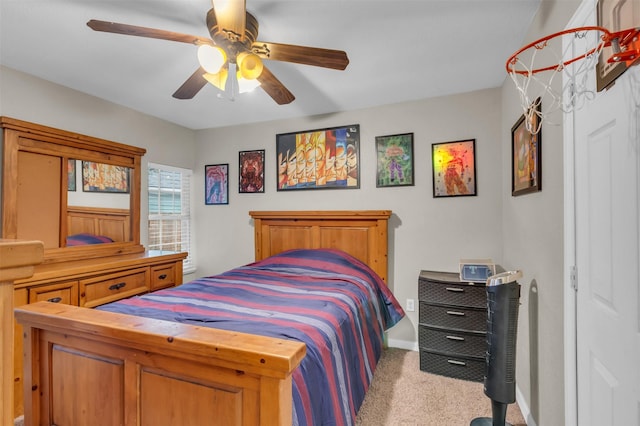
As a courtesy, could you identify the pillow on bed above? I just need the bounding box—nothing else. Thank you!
[66,233,114,246]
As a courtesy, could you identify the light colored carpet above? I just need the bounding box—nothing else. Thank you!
[355,348,527,426]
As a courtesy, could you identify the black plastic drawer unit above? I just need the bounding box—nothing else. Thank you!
[418,270,488,382]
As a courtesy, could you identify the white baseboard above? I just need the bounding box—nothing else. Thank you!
[387,338,418,351]
[516,385,535,426]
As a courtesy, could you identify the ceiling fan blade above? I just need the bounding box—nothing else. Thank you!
[252,41,349,70]
[87,20,211,45]
[258,66,295,105]
[172,67,208,99]
[211,0,246,41]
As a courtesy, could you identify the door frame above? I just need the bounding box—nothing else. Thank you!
[563,1,593,425]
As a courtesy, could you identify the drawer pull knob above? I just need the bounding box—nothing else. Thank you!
[446,310,465,316]
[446,335,465,341]
[109,282,127,291]
[158,274,168,280]
[47,297,62,303]
[447,359,467,366]
[445,287,464,292]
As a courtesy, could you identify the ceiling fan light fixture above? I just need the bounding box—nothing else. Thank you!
[237,75,261,93]
[203,68,228,91]
[197,44,227,74]
[237,52,263,80]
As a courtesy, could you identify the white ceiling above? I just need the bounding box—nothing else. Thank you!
[0,0,541,130]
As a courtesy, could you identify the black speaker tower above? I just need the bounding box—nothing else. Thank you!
[471,271,522,426]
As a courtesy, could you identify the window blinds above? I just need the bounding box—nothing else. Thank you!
[148,163,194,273]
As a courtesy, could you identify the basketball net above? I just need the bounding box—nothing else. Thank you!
[507,27,609,134]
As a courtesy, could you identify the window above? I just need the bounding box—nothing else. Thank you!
[148,163,195,273]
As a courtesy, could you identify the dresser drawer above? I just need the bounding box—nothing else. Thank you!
[419,278,486,308]
[419,350,486,382]
[151,263,177,290]
[80,267,149,307]
[419,302,486,333]
[28,281,79,305]
[419,325,486,358]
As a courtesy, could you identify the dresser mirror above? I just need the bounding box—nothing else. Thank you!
[1,116,145,263]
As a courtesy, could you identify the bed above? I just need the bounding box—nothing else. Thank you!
[15,210,401,426]
[66,205,131,245]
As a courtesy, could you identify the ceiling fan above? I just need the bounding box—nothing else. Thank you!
[87,0,349,105]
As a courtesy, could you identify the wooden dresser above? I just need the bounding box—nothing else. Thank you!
[1,117,190,419]
[418,270,487,382]
[1,240,44,426]
[12,250,187,417]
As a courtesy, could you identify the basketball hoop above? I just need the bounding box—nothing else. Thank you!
[506,26,640,134]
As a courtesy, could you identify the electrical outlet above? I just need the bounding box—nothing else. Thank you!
[406,298,415,312]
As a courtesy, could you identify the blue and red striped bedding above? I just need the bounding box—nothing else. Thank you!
[66,233,114,246]
[98,248,404,425]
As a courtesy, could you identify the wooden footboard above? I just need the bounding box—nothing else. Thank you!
[15,302,305,426]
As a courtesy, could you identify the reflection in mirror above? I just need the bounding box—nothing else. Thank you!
[2,116,146,263]
[66,160,132,247]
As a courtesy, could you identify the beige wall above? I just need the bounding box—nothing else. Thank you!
[501,1,581,425]
[193,88,504,346]
[0,65,197,246]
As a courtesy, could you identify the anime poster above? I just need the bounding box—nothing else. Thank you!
[239,150,265,193]
[82,161,130,193]
[511,100,542,196]
[276,124,360,191]
[205,164,229,205]
[376,133,414,187]
[432,139,477,197]
[68,159,77,191]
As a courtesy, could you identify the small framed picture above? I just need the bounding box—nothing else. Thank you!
[375,133,414,187]
[432,139,477,197]
[511,99,542,196]
[596,0,639,91]
[239,150,265,193]
[67,159,77,191]
[205,164,229,205]
[82,161,130,193]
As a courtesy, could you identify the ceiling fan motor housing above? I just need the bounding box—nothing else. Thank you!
[207,8,260,63]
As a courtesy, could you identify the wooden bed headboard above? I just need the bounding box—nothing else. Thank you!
[250,210,392,283]
[67,206,131,242]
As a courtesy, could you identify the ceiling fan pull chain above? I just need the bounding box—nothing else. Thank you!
[226,63,238,101]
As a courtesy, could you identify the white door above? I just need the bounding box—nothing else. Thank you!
[573,58,640,425]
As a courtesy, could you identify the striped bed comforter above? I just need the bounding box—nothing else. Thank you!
[98,248,405,426]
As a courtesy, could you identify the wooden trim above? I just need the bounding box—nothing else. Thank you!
[0,117,147,158]
[0,240,43,426]
[249,210,392,220]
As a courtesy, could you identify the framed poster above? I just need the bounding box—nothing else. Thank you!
[67,159,76,191]
[375,133,414,187]
[276,124,360,191]
[82,161,130,193]
[511,100,542,196]
[432,139,477,197]
[596,0,639,91]
[239,150,265,193]
[205,164,229,205]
